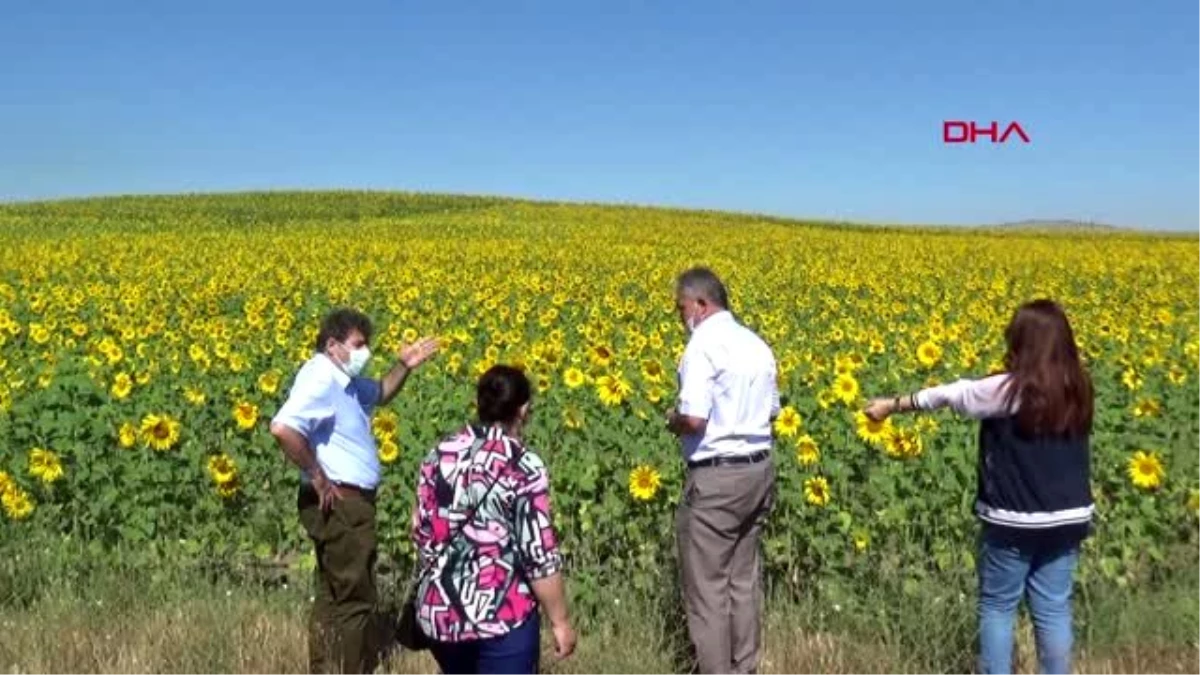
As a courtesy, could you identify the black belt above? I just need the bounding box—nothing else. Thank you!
[334,482,377,502]
[687,450,770,470]
[302,481,377,503]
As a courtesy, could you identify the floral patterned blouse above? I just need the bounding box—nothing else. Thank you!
[411,423,563,643]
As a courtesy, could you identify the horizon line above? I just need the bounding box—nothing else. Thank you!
[0,185,1193,235]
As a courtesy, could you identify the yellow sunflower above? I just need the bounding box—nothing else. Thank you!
[1121,368,1143,391]
[804,476,831,507]
[916,341,942,368]
[1132,398,1161,419]
[1167,365,1188,386]
[206,453,238,485]
[232,401,259,431]
[596,374,632,407]
[855,411,893,447]
[629,465,661,501]
[257,370,280,395]
[563,367,586,389]
[795,435,820,466]
[883,427,923,460]
[588,343,615,369]
[773,406,802,438]
[140,413,181,451]
[28,448,64,485]
[118,421,138,448]
[216,480,240,500]
[184,386,206,406]
[916,415,940,434]
[1127,451,1165,490]
[833,373,860,405]
[641,359,666,383]
[373,411,398,440]
[110,372,133,400]
[2,486,34,520]
[378,439,400,464]
[817,389,837,410]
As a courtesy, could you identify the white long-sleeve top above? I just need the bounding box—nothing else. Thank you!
[916,373,1017,419]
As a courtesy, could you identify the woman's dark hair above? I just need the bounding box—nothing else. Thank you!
[477,365,532,426]
[1001,299,1094,437]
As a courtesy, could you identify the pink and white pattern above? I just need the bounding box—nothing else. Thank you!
[411,423,563,643]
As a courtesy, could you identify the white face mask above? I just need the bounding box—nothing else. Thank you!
[337,342,371,376]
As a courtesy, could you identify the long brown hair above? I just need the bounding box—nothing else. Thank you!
[1000,299,1094,437]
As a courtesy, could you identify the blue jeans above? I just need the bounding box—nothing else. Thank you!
[977,527,1080,674]
[430,613,541,674]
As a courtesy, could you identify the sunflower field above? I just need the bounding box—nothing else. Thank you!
[0,192,1196,613]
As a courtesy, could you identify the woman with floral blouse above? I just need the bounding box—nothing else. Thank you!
[410,365,576,673]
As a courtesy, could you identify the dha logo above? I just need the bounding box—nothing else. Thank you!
[943,121,1031,144]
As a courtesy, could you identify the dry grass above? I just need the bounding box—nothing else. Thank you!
[1,589,1194,674]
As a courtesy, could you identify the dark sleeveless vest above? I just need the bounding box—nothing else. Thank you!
[975,415,1093,545]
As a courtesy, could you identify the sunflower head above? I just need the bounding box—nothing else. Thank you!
[629,465,662,501]
[804,476,831,507]
[855,411,893,447]
[118,421,138,448]
[564,367,586,389]
[916,341,942,368]
[140,413,181,451]
[207,454,238,484]
[233,402,259,431]
[596,374,631,407]
[773,407,802,438]
[795,435,820,466]
[1127,450,1165,490]
[378,440,400,464]
[833,374,860,405]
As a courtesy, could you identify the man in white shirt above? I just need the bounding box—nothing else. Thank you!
[666,267,780,675]
[269,307,439,674]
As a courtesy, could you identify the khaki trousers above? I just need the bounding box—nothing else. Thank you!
[676,457,776,674]
[298,485,381,674]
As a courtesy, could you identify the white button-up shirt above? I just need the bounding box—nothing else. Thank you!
[676,311,780,463]
[271,353,383,490]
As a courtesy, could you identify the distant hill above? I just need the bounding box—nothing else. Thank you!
[991,219,1124,232]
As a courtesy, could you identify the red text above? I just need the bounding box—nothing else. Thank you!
[943,121,1030,144]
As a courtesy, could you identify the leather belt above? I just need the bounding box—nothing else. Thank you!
[332,481,377,502]
[687,450,770,470]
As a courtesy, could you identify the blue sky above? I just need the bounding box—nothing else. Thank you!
[1,0,1196,230]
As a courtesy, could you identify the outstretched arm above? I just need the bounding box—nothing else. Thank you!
[379,337,441,406]
[865,373,1014,422]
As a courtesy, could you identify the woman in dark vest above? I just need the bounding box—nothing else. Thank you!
[864,299,1094,675]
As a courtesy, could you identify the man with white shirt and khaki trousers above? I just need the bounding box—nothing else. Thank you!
[667,267,780,675]
[269,308,439,674]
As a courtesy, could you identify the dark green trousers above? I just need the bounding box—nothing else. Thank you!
[298,484,381,674]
